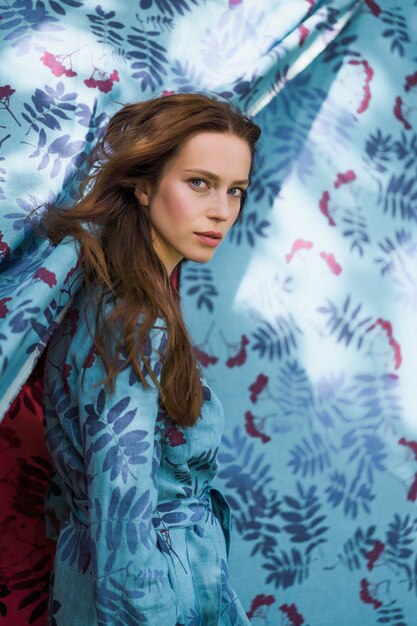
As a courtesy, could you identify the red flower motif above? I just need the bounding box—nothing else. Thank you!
[365,0,382,16]
[249,373,269,403]
[60,363,72,394]
[0,297,11,319]
[247,594,275,619]
[0,231,10,262]
[334,169,356,188]
[226,335,249,368]
[65,307,79,337]
[393,96,412,130]
[367,318,402,369]
[34,267,57,288]
[298,24,309,46]
[398,437,417,461]
[404,71,417,93]
[279,603,305,626]
[83,343,98,369]
[164,422,186,447]
[348,59,374,114]
[359,578,382,609]
[305,0,315,14]
[62,364,72,378]
[0,84,15,101]
[193,346,218,367]
[366,540,385,571]
[162,90,176,96]
[319,190,336,226]
[407,473,417,501]
[0,85,16,99]
[244,410,270,443]
[84,68,119,93]
[40,51,77,78]
[0,84,20,126]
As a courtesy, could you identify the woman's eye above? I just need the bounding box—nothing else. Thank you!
[190,178,207,189]
[229,187,245,197]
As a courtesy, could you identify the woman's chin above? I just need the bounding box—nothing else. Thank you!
[185,249,217,264]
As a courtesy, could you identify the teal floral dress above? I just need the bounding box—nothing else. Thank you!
[43,288,251,626]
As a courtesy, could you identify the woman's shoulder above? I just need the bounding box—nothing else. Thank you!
[54,286,167,371]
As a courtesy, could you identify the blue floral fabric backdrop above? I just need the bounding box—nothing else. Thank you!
[1,0,417,624]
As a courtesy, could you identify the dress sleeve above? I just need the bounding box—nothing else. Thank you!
[74,323,182,626]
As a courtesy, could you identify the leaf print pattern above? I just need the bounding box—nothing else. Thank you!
[41,289,250,624]
[1,0,417,624]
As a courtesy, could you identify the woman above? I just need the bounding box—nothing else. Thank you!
[42,92,261,626]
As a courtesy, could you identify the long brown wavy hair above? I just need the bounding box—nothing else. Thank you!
[42,92,261,427]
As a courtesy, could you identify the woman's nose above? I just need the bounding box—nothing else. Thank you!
[207,192,230,221]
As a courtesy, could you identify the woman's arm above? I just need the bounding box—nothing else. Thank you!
[76,325,181,626]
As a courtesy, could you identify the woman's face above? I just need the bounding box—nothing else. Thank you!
[135,131,252,275]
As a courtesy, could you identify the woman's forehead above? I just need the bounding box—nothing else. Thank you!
[169,131,252,175]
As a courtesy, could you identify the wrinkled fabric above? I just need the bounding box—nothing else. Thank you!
[43,287,250,626]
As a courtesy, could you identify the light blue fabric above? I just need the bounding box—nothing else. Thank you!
[0,0,362,416]
[1,1,417,624]
[43,286,250,626]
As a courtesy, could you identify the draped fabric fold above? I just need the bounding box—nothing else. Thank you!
[0,0,363,417]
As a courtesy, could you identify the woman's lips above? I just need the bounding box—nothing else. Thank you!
[194,233,222,247]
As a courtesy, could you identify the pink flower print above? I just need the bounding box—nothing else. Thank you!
[348,59,374,114]
[34,267,57,288]
[319,251,342,275]
[367,318,402,369]
[319,190,336,226]
[0,297,11,319]
[305,0,315,13]
[0,84,20,126]
[162,90,176,96]
[40,51,77,78]
[334,169,356,188]
[84,68,119,93]
[298,24,309,46]
[285,238,314,263]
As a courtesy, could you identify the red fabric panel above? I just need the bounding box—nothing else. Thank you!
[0,356,54,625]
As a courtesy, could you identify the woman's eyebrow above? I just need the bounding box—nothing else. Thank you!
[183,168,249,185]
